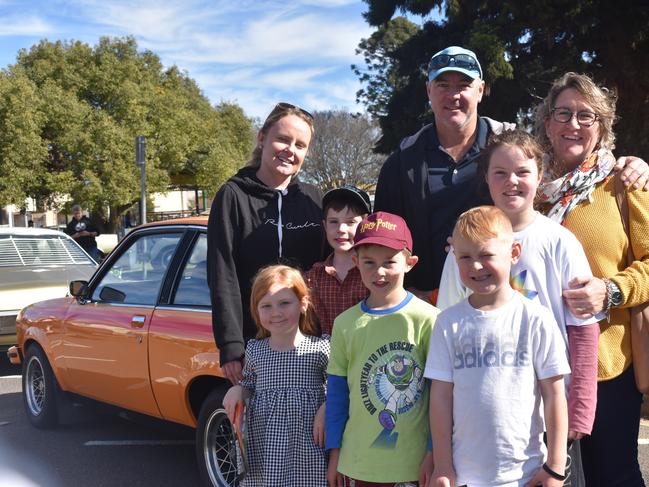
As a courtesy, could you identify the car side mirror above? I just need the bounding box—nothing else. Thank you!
[70,280,88,297]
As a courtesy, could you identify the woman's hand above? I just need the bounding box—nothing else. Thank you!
[313,403,326,447]
[568,430,585,441]
[562,276,607,318]
[222,385,243,422]
[615,156,649,191]
[222,359,244,385]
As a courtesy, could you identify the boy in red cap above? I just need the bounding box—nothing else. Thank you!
[325,211,440,486]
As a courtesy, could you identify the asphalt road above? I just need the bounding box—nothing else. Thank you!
[1,355,648,485]
[0,355,200,486]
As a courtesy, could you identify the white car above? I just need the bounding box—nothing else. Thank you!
[0,227,97,350]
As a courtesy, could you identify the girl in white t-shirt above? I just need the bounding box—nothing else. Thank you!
[438,129,599,441]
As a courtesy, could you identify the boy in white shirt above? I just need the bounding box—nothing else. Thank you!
[425,206,569,487]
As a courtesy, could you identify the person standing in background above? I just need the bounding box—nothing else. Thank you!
[66,204,100,261]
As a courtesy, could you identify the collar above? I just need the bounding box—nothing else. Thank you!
[430,117,488,165]
[361,291,414,315]
[311,253,334,271]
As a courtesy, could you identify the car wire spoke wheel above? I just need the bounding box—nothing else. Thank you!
[22,345,61,428]
[25,355,46,415]
[203,408,243,487]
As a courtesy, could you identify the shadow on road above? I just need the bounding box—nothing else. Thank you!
[0,354,20,377]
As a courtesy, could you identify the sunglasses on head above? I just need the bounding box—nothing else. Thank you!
[270,102,314,121]
[428,53,481,73]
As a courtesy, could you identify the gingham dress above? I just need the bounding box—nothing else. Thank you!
[241,335,329,487]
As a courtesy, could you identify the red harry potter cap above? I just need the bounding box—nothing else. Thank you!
[352,211,413,252]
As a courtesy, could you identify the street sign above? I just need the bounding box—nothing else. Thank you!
[135,136,146,166]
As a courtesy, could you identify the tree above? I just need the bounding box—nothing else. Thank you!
[301,110,385,192]
[355,0,649,157]
[0,37,254,229]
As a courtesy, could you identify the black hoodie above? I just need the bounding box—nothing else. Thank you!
[207,166,324,365]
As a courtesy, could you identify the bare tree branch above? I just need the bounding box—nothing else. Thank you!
[302,110,385,192]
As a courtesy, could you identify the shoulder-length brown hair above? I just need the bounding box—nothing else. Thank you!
[249,264,321,339]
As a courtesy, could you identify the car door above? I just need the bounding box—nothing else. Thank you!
[63,228,184,416]
[148,231,222,425]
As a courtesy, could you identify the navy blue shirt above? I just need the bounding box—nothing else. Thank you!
[375,118,499,291]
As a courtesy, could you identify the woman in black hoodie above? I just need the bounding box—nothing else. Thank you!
[207,103,324,384]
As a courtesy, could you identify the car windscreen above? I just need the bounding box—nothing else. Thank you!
[0,235,95,267]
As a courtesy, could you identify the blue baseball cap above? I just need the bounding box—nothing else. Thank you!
[427,46,483,82]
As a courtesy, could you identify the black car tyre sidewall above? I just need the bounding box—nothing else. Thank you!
[22,344,61,429]
[196,389,241,487]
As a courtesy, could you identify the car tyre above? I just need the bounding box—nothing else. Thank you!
[22,344,62,429]
[196,389,242,487]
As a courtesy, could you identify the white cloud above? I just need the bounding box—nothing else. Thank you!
[0,0,372,119]
[0,16,52,36]
[257,67,334,89]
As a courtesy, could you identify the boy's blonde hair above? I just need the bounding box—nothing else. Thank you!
[452,206,513,244]
[249,264,321,339]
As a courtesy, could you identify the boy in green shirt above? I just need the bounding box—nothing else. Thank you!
[326,211,440,486]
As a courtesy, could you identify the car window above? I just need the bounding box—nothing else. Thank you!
[172,234,210,307]
[0,235,94,267]
[92,233,182,305]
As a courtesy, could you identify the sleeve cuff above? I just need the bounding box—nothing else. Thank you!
[325,374,349,450]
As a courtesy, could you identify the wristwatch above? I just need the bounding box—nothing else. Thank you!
[602,278,623,311]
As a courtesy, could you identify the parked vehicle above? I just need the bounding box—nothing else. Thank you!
[8,217,241,487]
[0,227,97,351]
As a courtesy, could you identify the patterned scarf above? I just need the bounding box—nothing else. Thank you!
[537,148,616,224]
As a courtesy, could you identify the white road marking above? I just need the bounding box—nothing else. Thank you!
[639,439,649,445]
[1,375,21,379]
[85,440,194,446]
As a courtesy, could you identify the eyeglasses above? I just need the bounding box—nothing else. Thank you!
[428,53,482,78]
[270,102,314,121]
[550,108,599,127]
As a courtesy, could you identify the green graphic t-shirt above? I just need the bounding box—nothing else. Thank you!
[328,293,439,482]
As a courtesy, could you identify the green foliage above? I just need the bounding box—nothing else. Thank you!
[0,36,253,227]
[356,0,649,157]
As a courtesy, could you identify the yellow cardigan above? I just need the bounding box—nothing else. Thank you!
[562,176,649,380]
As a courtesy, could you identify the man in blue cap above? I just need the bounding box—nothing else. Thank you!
[374,46,514,300]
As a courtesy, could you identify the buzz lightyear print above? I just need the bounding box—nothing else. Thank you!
[359,340,424,447]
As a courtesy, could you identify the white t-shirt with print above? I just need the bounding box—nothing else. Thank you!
[425,292,570,487]
[437,212,598,343]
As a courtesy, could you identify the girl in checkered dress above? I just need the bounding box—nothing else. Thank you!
[223,265,329,486]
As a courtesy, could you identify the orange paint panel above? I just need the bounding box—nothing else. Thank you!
[62,302,160,417]
[148,307,224,426]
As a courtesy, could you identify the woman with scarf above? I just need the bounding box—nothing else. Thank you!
[535,72,649,487]
[207,103,324,386]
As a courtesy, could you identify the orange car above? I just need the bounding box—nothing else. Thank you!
[8,216,241,487]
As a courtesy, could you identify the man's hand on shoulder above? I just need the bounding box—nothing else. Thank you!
[615,156,649,190]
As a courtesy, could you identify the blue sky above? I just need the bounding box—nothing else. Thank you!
[0,0,377,120]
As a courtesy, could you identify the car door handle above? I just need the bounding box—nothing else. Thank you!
[131,315,146,328]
